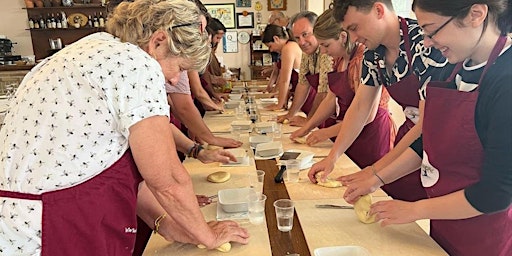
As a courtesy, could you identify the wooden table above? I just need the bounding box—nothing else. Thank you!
[143,103,447,255]
[257,159,310,256]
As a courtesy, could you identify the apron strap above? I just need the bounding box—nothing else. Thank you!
[478,35,507,85]
[399,17,413,70]
[0,190,42,200]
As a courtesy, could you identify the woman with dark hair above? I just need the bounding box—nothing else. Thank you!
[345,0,512,254]
[261,24,303,110]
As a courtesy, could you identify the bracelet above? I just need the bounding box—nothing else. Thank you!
[153,213,167,234]
[187,143,204,158]
[192,144,204,159]
[186,144,196,158]
[371,165,386,185]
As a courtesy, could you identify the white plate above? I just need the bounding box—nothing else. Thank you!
[314,246,370,256]
[254,148,284,160]
[277,149,315,169]
[216,201,248,221]
[0,104,9,113]
[220,156,251,167]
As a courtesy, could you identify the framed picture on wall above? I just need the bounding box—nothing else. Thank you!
[205,3,236,29]
[223,31,238,53]
[236,0,251,8]
[236,12,254,29]
[267,0,287,10]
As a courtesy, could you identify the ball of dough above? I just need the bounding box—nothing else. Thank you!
[207,171,231,183]
[206,144,223,150]
[314,172,342,188]
[282,118,290,124]
[293,136,307,144]
[354,194,376,224]
[197,242,232,252]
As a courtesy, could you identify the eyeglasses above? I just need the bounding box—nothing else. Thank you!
[170,22,201,30]
[424,16,455,39]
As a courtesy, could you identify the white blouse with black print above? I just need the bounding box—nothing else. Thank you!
[0,32,169,255]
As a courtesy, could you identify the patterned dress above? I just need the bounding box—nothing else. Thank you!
[0,32,169,255]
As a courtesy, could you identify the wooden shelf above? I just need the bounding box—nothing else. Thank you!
[24,4,107,60]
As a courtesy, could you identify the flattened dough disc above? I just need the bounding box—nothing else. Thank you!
[207,171,231,183]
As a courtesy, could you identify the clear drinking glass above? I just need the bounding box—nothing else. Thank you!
[274,199,294,232]
[247,192,267,225]
[248,170,265,195]
[285,160,300,183]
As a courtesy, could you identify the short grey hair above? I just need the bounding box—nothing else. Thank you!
[290,11,318,27]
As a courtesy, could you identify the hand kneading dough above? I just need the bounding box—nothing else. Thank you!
[207,171,231,183]
[314,172,342,188]
[206,144,223,150]
[293,136,307,144]
[354,194,376,224]
[197,242,231,252]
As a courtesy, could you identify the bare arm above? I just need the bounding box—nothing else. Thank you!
[272,45,300,108]
[280,82,309,120]
[290,91,336,139]
[168,93,215,144]
[265,64,280,92]
[188,71,221,111]
[168,93,241,148]
[130,116,240,248]
[329,85,381,160]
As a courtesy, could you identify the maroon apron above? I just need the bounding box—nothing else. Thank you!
[304,53,338,128]
[0,150,142,255]
[276,60,299,90]
[377,17,426,202]
[422,35,511,256]
[328,50,392,168]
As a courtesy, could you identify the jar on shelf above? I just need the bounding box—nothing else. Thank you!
[34,0,44,7]
[24,0,34,8]
[62,0,73,6]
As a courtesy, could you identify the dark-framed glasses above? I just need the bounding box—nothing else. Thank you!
[425,16,455,39]
[170,22,201,30]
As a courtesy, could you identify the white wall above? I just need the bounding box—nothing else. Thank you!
[205,0,301,80]
[1,0,412,78]
[1,0,34,57]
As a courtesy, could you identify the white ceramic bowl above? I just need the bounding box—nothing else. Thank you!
[229,93,243,100]
[254,122,274,134]
[218,187,252,213]
[256,141,282,157]
[285,149,314,169]
[249,135,273,148]
[231,120,252,130]
[314,246,370,256]
[224,100,242,109]
[225,148,247,163]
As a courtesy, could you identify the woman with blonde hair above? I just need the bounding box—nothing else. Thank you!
[291,8,395,168]
[0,0,248,254]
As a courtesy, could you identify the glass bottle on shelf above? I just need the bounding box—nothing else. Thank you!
[61,12,68,29]
[46,13,52,29]
[87,15,93,28]
[98,12,105,28]
[28,17,35,29]
[51,13,56,29]
[39,15,45,29]
[93,13,99,28]
[34,18,40,29]
[56,13,62,29]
